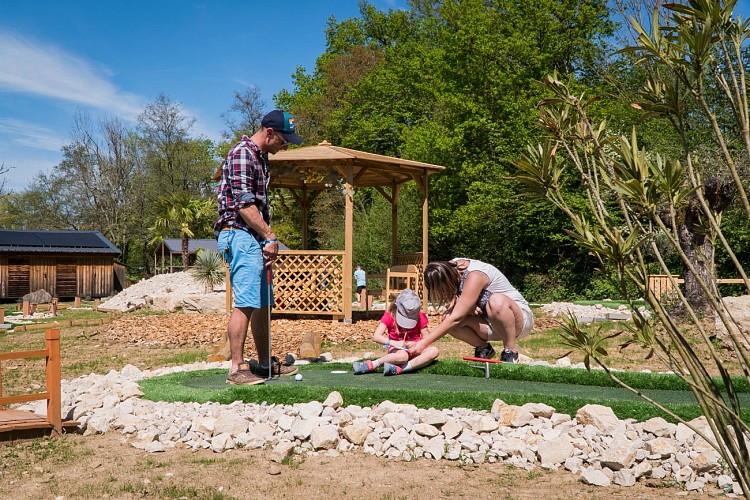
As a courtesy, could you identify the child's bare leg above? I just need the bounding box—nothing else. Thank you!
[406,345,440,371]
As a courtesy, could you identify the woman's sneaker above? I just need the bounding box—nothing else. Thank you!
[474,343,496,359]
[500,349,519,363]
[352,360,376,374]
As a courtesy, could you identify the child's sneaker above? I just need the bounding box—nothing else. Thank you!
[352,360,375,374]
[500,349,519,363]
[474,342,496,359]
[383,362,402,376]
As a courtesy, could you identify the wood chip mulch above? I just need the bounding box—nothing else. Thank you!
[104,312,561,359]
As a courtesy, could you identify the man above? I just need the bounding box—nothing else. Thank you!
[354,264,367,309]
[215,110,302,385]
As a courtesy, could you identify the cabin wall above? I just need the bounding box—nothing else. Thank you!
[0,254,115,299]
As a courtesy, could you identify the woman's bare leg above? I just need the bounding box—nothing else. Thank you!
[485,293,524,352]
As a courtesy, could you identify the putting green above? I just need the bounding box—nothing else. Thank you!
[138,359,750,422]
[182,370,747,406]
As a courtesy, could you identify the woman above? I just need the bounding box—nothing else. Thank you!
[411,258,533,363]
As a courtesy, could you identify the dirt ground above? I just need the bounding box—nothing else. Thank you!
[0,433,724,499]
[0,311,736,499]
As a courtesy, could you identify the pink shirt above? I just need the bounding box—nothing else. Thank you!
[380,311,429,342]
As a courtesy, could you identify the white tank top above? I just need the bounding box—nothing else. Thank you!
[451,258,528,306]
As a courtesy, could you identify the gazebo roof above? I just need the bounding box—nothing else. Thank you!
[268,141,445,190]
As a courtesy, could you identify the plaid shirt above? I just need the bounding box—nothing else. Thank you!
[214,136,270,239]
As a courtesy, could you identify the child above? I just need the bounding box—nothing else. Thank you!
[352,288,439,376]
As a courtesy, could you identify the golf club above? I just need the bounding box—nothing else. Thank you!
[267,263,273,380]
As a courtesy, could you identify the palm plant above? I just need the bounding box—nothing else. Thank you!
[149,193,214,272]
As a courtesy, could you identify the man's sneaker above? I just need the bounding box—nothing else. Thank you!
[474,342,496,360]
[250,356,298,378]
[500,349,519,364]
[352,360,375,374]
[383,362,401,376]
[226,362,265,385]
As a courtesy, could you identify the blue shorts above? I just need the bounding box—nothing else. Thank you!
[217,229,273,309]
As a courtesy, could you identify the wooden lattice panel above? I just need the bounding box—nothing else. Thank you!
[273,251,344,315]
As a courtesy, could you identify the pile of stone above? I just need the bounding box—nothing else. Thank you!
[14,362,741,495]
[98,272,225,314]
[539,302,650,324]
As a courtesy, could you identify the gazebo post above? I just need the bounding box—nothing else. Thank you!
[391,180,400,263]
[301,186,309,250]
[343,163,354,323]
[420,172,429,310]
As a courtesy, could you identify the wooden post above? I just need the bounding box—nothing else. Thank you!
[45,328,62,436]
[343,163,354,322]
[23,300,30,317]
[391,180,400,264]
[94,298,101,308]
[0,307,4,324]
[420,172,429,310]
[301,186,309,250]
[74,296,81,307]
[51,298,58,316]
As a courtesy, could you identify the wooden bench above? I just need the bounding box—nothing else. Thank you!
[384,265,419,311]
[0,328,76,437]
[462,356,502,379]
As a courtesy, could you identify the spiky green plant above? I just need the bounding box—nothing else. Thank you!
[190,249,225,292]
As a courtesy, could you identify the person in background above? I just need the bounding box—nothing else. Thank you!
[411,258,533,363]
[352,288,439,375]
[215,110,302,385]
[354,263,367,309]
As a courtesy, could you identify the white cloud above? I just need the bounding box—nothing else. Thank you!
[0,118,66,152]
[0,30,144,120]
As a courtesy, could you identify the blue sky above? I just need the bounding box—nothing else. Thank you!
[0,1,403,192]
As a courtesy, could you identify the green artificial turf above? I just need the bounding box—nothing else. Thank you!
[139,360,750,424]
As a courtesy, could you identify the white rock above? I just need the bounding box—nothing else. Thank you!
[581,467,611,487]
[310,425,339,450]
[537,437,574,466]
[576,405,621,434]
[323,391,343,409]
[341,422,371,445]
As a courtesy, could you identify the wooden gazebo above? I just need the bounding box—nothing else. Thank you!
[268,141,445,322]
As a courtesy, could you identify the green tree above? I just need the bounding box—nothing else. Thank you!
[280,0,615,291]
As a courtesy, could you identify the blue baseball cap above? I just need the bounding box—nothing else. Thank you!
[261,110,303,145]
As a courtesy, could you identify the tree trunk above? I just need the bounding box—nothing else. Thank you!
[182,235,190,272]
[678,206,715,316]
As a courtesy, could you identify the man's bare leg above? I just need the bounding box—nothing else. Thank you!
[228,306,254,372]
[250,306,271,367]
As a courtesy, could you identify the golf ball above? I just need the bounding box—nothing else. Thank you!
[295,373,303,381]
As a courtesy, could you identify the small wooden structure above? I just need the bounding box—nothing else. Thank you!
[0,329,77,437]
[647,274,747,300]
[0,230,122,299]
[153,238,219,274]
[268,141,445,321]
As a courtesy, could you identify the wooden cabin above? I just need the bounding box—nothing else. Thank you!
[0,230,121,299]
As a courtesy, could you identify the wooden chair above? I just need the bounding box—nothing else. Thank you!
[0,328,72,437]
[384,264,419,311]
